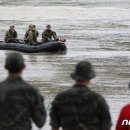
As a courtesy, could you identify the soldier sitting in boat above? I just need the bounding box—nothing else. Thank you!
[24,24,33,41]
[26,25,38,45]
[41,25,58,43]
[4,25,19,43]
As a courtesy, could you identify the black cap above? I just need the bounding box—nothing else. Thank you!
[5,53,25,73]
[46,24,51,27]
[71,61,96,81]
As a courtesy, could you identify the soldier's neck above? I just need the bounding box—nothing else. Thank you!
[76,80,90,87]
[9,72,23,78]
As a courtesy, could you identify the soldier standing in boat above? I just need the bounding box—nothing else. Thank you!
[41,25,58,43]
[0,52,46,130]
[4,25,19,43]
[50,61,112,130]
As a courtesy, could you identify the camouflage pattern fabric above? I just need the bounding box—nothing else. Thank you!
[26,30,38,44]
[50,84,112,130]
[4,30,18,43]
[25,30,39,40]
[41,30,57,43]
[0,75,46,130]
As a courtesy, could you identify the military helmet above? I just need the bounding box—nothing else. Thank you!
[10,25,15,29]
[46,24,51,28]
[71,61,96,81]
[33,25,36,28]
[29,24,33,28]
[5,53,25,73]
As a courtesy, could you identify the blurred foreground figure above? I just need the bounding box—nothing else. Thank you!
[0,53,46,130]
[116,84,130,130]
[50,61,112,130]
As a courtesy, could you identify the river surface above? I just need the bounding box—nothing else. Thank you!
[0,0,130,130]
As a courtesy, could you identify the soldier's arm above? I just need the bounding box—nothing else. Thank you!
[42,31,46,38]
[24,31,28,39]
[15,31,18,39]
[4,32,7,41]
[53,31,57,39]
[50,97,61,130]
[37,31,39,37]
[4,32,9,42]
[98,96,112,130]
[30,89,46,128]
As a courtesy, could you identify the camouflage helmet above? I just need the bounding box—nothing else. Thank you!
[10,25,15,29]
[29,24,33,28]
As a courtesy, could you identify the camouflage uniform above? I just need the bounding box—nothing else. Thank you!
[25,29,39,41]
[0,75,46,130]
[26,30,38,45]
[4,29,18,43]
[24,29,31,40]
[50,84,112,130]
[41,30,57,43]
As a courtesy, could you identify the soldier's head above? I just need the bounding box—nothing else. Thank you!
[29,24,33,30]
[10,25,15,31]
[5,53,25,75]
[32,25,36,31]
[71,61,96,85]
[46,24,51,30]
[33,25,36,28]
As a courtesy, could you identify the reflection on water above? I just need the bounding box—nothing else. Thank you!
[0,0,130,130]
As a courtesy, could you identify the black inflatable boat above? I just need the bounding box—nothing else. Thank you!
[0,41,67,53]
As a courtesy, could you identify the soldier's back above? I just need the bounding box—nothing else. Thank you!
[50,84,111,130]
[0,75,44,130]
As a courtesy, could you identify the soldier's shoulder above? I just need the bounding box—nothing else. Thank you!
[6,30,9,34]
[0,80,6,87]
[26,30,30,33]
[55,87,74,100]
[19,81,41,98]
[20,79,38,92]
[52,30,56,33]
[43,30,47,33]
[89,90,105,100]
[91,90,107,106]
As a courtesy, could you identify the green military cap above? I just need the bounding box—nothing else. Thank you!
[6,53,24,66]
[5,52,24,67]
